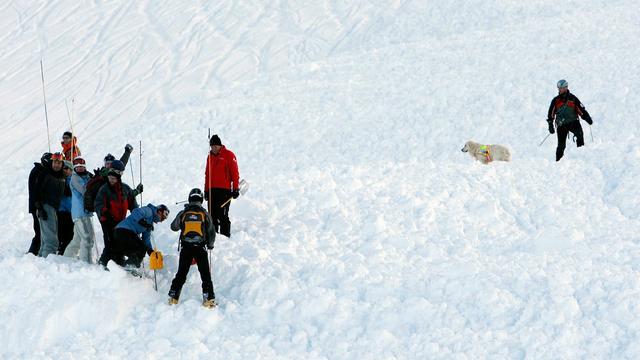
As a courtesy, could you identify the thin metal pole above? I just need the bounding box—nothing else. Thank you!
[139,140,143,204]
[538,133,551,147]
[589,125,594,142]
[40,60,51,152]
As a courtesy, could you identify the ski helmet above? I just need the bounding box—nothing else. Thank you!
[41,152,52,165]
[188,188,204,203]
[110,160,125,171]
[107,160,125,177]
[557,79,568,88]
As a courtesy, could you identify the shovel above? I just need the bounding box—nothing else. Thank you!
[220,179,249,208]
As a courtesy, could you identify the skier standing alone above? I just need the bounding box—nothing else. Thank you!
[168,188,217,307]
[546,79,593,161]
[204,134,240,237]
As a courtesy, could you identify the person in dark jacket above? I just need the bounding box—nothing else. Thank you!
[94,160,139,268]
[57,161,74,255]
[167,189,216,307]
[112,203,168,270]
[27,152,52,255]
[84,144,137,213]
[546,79,593,161]
[34,152,67,258]
[204,134,240,237]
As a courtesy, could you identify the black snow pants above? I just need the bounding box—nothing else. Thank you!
[556,121,584,161]
[28,213,41,255]
[112,228,147,268]
[57,211,74,255]
[206,188,232,237]
[169,245,214,300]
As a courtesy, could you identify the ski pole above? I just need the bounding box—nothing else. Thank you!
[589,125,594,142]
[175,200,188,205]
[139,140,143,204]
[40,60,51,152]
[538,133,551,147]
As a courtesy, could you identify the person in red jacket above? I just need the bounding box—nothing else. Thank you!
[204,134,240,237]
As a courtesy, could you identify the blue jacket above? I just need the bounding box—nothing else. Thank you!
[70,171,93,220]
[58,177,72,213]
[116,204,160,250]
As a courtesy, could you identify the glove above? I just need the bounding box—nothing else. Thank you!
[585,116,593,125]
[125,144,134,153]
[207,241,214,250]
[203,190,209,201]
[138,218,153,230]
[547,119,555,134]
[146,248,154,255]
[136,183,144,194]
[231,190,240,199]
[36,203,47,220]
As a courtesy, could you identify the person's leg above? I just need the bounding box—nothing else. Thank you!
[78,217,96,263]
[98,220,116,266]
[63,218,82,258]
[570,121,585,147]
[28,213,41,255]
[38,204,59,258]
[210,189,231,237]
[194,247,215,300]
[57,211,74,255]
[169,247,195,300]
[556,124,570,161]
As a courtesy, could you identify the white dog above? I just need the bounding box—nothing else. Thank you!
[461,140,511,164]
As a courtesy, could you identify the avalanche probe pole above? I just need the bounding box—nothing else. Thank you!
[139,140,143,204]
[207,128,212,274]
[40,60,51,152]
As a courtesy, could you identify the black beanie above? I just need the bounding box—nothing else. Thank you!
[209,134,222,146]
[63,131,73,138]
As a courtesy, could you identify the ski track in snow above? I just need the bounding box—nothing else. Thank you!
[1,1,640,359]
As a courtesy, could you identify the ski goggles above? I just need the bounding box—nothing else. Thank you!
[51,152,65,161]
[107,169,123,177]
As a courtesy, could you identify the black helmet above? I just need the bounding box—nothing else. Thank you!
[188,188,204,203]
[110,160,125,171]
[40,152,52,165]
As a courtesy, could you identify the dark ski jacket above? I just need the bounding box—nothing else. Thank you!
[84,149,131,212]
[95,179,138,224]
[170,203,216,248]
[28,162,46,213]
[547,90,592,126]
[116,204,161,251]
[34,163,66,210]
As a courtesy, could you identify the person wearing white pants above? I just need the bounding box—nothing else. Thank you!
[64,157,96,262]
[34,152,66,258]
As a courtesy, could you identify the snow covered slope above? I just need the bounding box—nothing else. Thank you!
[1,1,640,358]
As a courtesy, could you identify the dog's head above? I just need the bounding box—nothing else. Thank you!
[461,141,474,153]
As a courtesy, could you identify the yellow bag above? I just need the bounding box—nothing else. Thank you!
[149,250,164,270]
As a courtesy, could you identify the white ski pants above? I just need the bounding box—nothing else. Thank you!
[37,204,59,258]
[64,217,96,263]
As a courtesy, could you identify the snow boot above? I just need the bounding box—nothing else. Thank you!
[203,292,217,308]
[168,289,180,305]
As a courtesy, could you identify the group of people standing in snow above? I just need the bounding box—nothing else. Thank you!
[27,132,241,306]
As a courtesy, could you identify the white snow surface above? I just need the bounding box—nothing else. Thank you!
[1,1,640,359]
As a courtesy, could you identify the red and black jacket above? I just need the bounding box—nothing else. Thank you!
[94,180,138,223]
[547,91,591,124]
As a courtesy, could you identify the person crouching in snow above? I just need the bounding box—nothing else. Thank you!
[63,157,97,263]
[168,189,217,307]
[111,204,169,271]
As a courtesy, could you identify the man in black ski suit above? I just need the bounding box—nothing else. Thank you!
[27,152,52,255]
[168,188,216,307]
[546,79,593,161]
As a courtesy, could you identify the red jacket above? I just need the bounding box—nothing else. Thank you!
[204,146,240,191]
[61,137,81,160]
